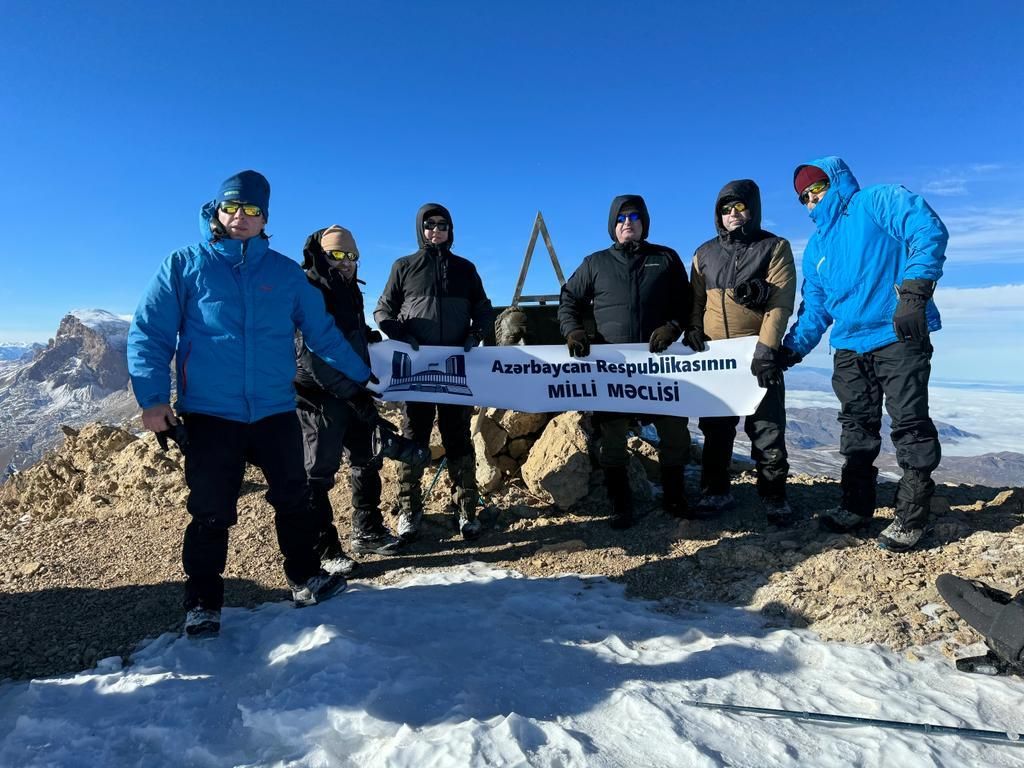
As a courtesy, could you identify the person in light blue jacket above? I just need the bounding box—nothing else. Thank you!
[780,156,947,553]
[128,170,373,637]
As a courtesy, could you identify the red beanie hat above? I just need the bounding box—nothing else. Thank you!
[794,165,829,195]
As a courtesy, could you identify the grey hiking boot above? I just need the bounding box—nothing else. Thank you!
[291,570,347,607]
[763,497,796,526]
[184,607,221,638]
[351,529,402,555]
[818,506,872,533]
[694,492,734,517]
[878,518,925,552]
[396,506,423,542]
[321,552,358,576]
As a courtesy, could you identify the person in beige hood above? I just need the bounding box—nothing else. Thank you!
[684,179,797,524]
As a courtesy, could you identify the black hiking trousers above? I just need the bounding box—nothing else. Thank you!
[832,338,941,529]
[181,411,320,611]
[297,395,384,546]
[698,379,789,499]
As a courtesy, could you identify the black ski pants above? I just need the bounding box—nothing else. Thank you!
[297,396,384,544]
[401,402,473,459]
[398,402,473,513]
[698,380,789,499]
[832,339,940,528]
[595,413,690,469]
[181,411,319,610]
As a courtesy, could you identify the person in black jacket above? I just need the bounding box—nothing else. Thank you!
[295,225,401,573]
[374,203,493,541]
[558,195,692,528]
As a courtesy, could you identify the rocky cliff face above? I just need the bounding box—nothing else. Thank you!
[18,311,129,393]
[0,310,137,471]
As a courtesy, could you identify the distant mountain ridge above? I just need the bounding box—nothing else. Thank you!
[0,310,137,471]
[0,343,44,362]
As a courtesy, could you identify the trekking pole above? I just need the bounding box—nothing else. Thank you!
[425,457,447,498]
[684,701,1022,744]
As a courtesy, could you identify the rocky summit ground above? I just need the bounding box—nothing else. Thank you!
[1,421,1022,682]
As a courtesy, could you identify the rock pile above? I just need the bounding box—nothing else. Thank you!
[0,423,186,526]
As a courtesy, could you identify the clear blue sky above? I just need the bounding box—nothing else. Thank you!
[2,1,1022,382]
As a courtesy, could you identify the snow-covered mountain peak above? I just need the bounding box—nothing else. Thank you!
[68,309,131,344]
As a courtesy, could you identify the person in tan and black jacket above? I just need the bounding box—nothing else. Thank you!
[684,179,797,524]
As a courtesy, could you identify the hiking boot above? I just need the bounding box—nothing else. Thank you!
[661,466,690,518]
[456,509,483,540]
[291,570,347,607]
[605,466,634,529]
[184,607,221,638]
[694,492,734,517]
[818,506,872,533]
[321,552,358,576]
[763,497,796,527]
[396,506,423,542]
[877,518,925,552]
[351,529,402,555]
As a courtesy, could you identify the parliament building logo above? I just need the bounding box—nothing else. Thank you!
[384,351,473,397]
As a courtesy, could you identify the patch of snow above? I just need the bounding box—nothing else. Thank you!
[0,564,1020,767]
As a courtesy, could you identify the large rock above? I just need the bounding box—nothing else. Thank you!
[472,431,503,493]
[520,412,593,509]
[472,413,508,456]
[627,435,661,482]
[499,411,550,440]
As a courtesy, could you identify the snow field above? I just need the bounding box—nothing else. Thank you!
[0,563,1021,767]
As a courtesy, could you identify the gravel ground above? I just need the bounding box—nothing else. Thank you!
[1,423,1021,682]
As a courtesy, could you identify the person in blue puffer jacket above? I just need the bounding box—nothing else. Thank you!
[780,156,948,553]
[128,170,374,637]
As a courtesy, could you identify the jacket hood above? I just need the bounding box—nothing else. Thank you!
[607,194,650,242]
[714,179,762,237]
[198,200,268,264]
[795,156,861,229]
[301,227,358,284]
[415,202,455,250]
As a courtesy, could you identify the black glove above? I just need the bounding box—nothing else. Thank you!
[893,279,934,342]
[370,419,431,469]
[648,322,680,353]
[378,319,420,350]
[682,327,709,352]
[366,329,383,344]
[751,342,783,388]
[156,423,189,454]
[566,329,590,358]
[777,346,803,370]
[733,278,771,309]
[348,391,378,425]
[463,332,481,352]
[751,357,783,388]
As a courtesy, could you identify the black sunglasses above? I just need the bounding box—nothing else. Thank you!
[616,212,641,223]
[423,220,450,231]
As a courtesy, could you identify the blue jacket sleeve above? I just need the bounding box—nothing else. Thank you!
[293,277,372,384]
[866,185,948,283]
[127,253,185,409]
[782,245,833,357]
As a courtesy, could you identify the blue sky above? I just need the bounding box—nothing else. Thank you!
[1,1,1021,382]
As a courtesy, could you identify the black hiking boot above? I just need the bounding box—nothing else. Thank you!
[605,466,634,529]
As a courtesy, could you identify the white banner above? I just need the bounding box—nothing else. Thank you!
[368,337,764,417]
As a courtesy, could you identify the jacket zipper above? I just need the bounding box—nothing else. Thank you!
[239,240,252,421]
